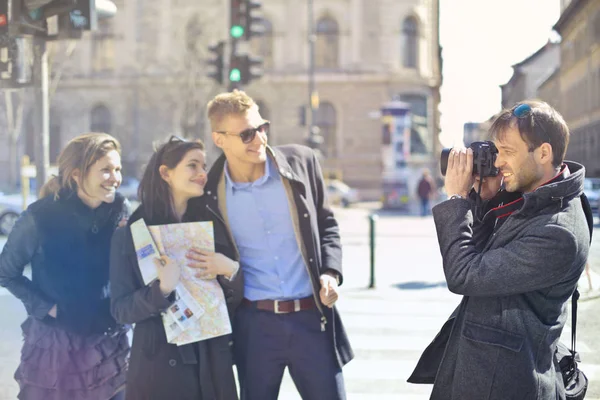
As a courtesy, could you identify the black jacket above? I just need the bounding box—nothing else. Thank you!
[193,144,354,367]
[0,190,128,335]
[109,205,242,400]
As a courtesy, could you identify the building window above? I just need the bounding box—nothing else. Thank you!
[92,19,115,72]
[252,18,273,69]
[91,104,112,134]
[316,17,339,69]
[403,16,419,69]
[315,102,337,157]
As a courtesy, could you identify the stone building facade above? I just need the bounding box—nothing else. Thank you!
[553,0,600,177]
[1,0,442,199]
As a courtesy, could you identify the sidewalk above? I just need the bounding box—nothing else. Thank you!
[276,287,458,399]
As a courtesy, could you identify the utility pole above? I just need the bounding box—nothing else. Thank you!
[308,0,315,134]
[33,35,49,192]
[306,0,322,152]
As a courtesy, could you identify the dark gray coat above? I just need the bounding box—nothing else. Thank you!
[110,206,243,400]
[409,161,591,400]
[193,144,354,368]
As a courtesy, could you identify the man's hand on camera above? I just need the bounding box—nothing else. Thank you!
[444,147,474,198]
[474,174,503,201]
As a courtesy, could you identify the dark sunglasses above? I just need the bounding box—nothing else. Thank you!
[217,121,270,144]
[512,104,550,148]
[168,135,187,143]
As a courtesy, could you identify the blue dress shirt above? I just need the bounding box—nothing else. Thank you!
[224,156,314,301]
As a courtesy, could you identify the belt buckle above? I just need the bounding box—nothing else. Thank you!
[274,300,284,314]
[294,299,301,312]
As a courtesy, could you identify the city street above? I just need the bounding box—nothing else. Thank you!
[1,204,599,399]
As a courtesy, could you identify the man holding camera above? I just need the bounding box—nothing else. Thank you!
[409,100,592,399]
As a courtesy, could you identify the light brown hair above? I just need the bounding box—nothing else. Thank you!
[206,89,257,131]
[39,133,121,198]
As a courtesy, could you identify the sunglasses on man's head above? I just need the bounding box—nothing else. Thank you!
[512,103,550,146]
[217,121,270,144]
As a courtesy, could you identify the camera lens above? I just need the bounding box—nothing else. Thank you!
[440,148,451,176]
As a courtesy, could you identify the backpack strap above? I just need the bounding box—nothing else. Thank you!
[580,193,594,242]
[572,193,594,355]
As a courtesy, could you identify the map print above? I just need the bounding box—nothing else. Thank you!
[131,219,231,345]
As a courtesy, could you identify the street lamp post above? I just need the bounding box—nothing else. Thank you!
[307,0,319,150]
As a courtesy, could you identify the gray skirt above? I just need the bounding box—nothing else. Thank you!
[15,317,129,400]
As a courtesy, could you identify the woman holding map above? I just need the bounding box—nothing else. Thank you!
[109,136,242,400]
[0,133,130,400]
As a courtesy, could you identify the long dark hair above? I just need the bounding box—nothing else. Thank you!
[138,136,205,223]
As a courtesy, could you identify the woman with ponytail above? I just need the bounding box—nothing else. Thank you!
[0,133,130,400]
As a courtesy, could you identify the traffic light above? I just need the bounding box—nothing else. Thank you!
[230,0,244,40]
[207,41,225,85]
[243,0,263,40]
[229,53,263,86]
[24,0,77,20]
[8,0,115,37]
[230,0,263,41]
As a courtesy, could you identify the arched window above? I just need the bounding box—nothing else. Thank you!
[315,17,339,69]
[315,102,337,157]
[403,17,419,69]
[253,18,273,69]
[91,104,112,134]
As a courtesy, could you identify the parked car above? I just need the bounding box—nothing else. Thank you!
[117,176,140,201]
[583,177,600,216]
[326,180,359,207]
[0,193,36,236]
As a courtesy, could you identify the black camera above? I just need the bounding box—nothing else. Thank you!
[440,141,499,177]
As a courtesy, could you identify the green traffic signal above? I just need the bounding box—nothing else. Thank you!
[230,25,244,38]
[230,68,241,82]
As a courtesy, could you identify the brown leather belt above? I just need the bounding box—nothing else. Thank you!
[242,296,316,314]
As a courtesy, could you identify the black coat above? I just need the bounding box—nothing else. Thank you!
[0,190,128,335]
[109,205,243,400]
[192,144,354,367]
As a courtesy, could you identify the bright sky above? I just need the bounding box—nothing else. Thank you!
[438,0,561,147]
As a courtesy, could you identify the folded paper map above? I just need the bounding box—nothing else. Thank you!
[131,219,231,345]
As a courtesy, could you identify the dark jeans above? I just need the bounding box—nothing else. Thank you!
[233,305,345,400]
[420,198,430,216]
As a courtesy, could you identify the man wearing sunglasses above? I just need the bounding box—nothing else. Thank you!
[409,100,593,399]
[187,90,352,400]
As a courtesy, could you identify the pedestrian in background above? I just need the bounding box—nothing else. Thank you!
[191,90,353,400]
[0,133,130,400]
[417,169,436,216]
[109,136,242,400]
[409,100,592,399]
